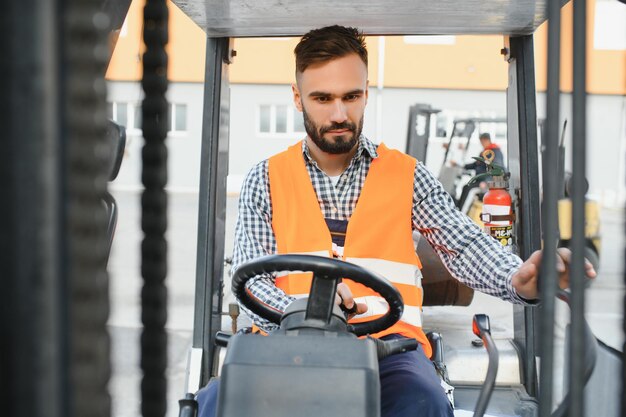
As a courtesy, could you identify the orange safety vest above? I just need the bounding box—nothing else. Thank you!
[268,141,431,358]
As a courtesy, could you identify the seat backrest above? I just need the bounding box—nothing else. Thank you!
[103,120,126,264]
[415,232,474,306]
[103,192,118,264]
[106,120,126,181]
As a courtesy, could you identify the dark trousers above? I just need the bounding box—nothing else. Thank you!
[196,334,453,417]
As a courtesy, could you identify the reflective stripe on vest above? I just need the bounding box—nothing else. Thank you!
[268,141,431,358]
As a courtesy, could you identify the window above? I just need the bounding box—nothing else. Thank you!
[259,105,271,133]
[293,111,305,133]
[257,104,305,137]
[108,101,140,133]
[275,105,288,133]
[169,103,188,133]
[107,101,188,135]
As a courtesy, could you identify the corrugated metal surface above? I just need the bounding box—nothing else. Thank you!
[172,0,550,36]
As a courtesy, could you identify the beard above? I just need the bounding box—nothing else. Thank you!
[302,108,363,155]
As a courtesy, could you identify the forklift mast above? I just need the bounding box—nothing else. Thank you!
[405,104,441,163]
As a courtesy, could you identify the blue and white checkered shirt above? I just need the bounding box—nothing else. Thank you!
[232,136,525,331]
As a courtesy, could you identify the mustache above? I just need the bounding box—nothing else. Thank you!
[319,121,356,135]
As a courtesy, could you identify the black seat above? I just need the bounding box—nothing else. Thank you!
[103,120,126,263]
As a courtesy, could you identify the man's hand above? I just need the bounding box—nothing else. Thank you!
[335,282,368,319]
[512,247,597,300]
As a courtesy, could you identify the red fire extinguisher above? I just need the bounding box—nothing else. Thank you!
[470,150,515,250]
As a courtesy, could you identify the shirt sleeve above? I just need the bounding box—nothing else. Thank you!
[411,162,530,304]
[231,160,295,332]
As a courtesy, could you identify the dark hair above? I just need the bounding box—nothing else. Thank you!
[294,25,368,75]
[479,132,491,141]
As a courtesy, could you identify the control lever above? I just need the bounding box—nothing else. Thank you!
[369,336,418,360]
[178,393,198,417]
[228,302,240,333]
[472,314,499,417]
[215,327,256,347]
[215,331,232,347]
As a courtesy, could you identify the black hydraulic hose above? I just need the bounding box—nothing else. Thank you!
[65,1,112,416]
[551,290,598,417]
[140,1,169,417]
[473,331,499,417]
[539,0,562,415]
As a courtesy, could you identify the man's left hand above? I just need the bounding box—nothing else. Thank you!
[511,247,597,300]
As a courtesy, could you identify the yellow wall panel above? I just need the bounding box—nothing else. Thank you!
[383,35,508,90]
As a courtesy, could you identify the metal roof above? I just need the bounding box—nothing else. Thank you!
[172,0,550,37]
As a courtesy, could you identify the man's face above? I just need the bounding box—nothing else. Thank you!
[480,138,490,149]
[292,53,368,154]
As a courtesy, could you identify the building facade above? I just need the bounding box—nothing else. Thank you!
[106,0,626,206]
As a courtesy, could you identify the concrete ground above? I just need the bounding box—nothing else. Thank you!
[107,189,624,417]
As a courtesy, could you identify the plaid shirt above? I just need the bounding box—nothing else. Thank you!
[232,136,525,331]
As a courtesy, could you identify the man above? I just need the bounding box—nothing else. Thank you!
[197,25,595,417]
[462,132,504,176]
[454,132,505,208]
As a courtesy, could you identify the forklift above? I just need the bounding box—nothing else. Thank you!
[1,1,622,417]
[405,107,508,213]
[173,1,619,416]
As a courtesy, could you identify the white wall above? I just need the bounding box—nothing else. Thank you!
[106,80,626,208]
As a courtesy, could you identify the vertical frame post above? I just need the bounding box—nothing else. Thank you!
[193,37,232,387]
[506,35,541,397]
[0,1,66,416]
[568,0,588,414]
[538,0,563,414]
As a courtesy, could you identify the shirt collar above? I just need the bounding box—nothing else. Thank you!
[301,135,379,165]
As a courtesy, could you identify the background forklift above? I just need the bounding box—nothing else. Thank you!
[1,1,623,417]
[406,105,508,213]
[406,106,602,271]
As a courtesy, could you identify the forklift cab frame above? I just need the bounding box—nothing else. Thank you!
[174,0,603,415]
[2,0,618,416]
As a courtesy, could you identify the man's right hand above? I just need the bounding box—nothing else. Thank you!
[335,282,368,319]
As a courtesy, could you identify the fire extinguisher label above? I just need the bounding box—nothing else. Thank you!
[488,225,513,247]
[482,204,511,226]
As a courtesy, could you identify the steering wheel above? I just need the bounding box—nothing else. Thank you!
[232,254,404,336]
